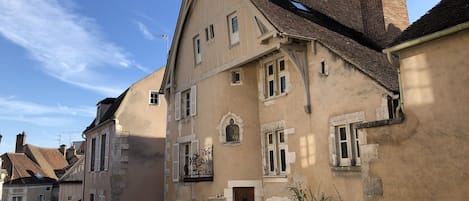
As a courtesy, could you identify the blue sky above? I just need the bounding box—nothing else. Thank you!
[0,0,439,154]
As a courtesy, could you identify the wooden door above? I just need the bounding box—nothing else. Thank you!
[233,187,254,201]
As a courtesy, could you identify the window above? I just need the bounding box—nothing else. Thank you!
[90,194,94,201]
[174,86,197,120]
[290,0,310,12]
[182,90,191,118]
[320,60,328,76]
[99,134,106,171]
[231,69,241,85]
[205,24,215,41]
[228,12,239,45]
[329,112,364,168]
[37,195,45,201]
[68,196,72,200]
[90,138,96,171]
[210,24,215,39]
[149,90,159,105]
[193,35,202,64]
[263,58,288,98]
[387,95,399,119]
[172,140,200,182]
[12,196,23,201]
[264,129,287,176]
[336,125,360,166]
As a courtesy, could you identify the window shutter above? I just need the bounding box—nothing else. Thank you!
[175,92,181,120]
[190,140,199,175]
[172,144,180,182]
[328,126,338,166]
[104,133,110,170]
[190,85,197,116]
[88,140,93,172]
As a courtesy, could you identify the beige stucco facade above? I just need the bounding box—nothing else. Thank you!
[83,67,167,201]
[2,185,53,201]
[163,1,400,201]
[361,29,469,201]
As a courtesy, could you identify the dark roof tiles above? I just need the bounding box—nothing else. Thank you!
[251,0,399,91]
[390,0,469,46]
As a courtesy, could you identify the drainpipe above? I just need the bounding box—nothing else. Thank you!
[81,133,87,201]
[385,52,405,117]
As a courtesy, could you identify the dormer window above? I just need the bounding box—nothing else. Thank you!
[290,0,310,12]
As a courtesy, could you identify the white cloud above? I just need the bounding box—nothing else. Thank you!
[0,96,95,127]
[0,0,145,96]
[135,21,156,40]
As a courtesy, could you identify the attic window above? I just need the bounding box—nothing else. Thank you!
[290,0,310,12]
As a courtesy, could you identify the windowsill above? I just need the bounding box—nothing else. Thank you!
[263,92,288,102]
[331,166,361,177]
[229,41,240,48]
[263,175,288,182]
[318,72,329,77]
[230,82,242,86]
[223,142,241,146]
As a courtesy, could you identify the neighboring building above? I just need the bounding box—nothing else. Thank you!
[58,157,84,201]
[82,68,167,201]
[2,133,78,201]
[161,0,407,201]
[357,1,469,201]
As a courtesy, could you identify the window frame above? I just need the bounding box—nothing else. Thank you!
[262,57,289,99]
[329,112,365,168]
[149,90,160,105]
[230,69,242,85]
[99,133,107,171]
[181,89,191,119]
[193,34,202,64]
[227,12,240,46]
[264,129,288,176]
[90,138,96,172]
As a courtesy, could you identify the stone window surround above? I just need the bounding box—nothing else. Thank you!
[328,111,366,171]
[217,112,244,144]
[260,121,295,179]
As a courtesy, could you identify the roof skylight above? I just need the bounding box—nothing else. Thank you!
[290,0,310,12]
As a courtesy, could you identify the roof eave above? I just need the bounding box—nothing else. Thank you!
[384,21,469,54]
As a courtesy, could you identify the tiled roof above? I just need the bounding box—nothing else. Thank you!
[3,153,55,184]
[390,0,469,46]
[83,89,128,133]
[24,144,69,179]
[251,0,398,92]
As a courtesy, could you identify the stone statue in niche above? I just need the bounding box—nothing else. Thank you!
[225,118,240,142]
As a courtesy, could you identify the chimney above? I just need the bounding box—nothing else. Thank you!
[66,145,76,161]
[59,144,66,157]
[359,0,409,46]
[15,132,26,153]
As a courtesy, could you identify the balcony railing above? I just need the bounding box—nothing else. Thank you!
[183,145,213,182]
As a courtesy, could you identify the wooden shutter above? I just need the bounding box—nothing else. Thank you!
[190,85,197,116]
[328,126,338,166]
[175,92,181,120]
[172,143,179,182]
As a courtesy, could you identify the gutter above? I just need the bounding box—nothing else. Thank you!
[383,21,469,54]
[383,21,469,116]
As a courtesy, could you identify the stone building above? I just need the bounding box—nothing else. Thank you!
[161,0,407,200]
[358,1,469,200]
[82,67,167,201]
